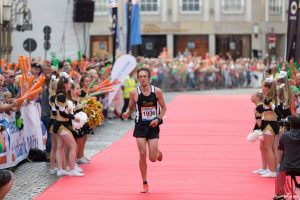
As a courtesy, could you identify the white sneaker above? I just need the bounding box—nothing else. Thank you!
[261,171,277,178]
[57,169,69,177]
[75,165,84,173]
[68,170,85,177]
[77,157,90,164]
[252,168,265,174]
[84,157,91,161]
[49,168,58,175]
[67,165,83,173]
[259,169,269,175]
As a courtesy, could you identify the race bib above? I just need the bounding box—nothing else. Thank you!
[141,106,157,121]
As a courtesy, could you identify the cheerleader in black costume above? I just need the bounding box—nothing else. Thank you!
[76,75,92,164]
[70,82,89,164]
[257,78,282,178]
[48,74,58,175]
[251,92,268,175]
[276,71,292,131]
[53,73,84,177]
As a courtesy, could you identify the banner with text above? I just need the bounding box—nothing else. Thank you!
[0,102,46,169]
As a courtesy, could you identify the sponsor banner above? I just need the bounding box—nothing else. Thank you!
[0,102,46,169]
[286,0,299,61]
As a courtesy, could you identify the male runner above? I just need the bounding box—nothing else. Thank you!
[122,67,167,193]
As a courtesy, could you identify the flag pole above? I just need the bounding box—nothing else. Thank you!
[112,6,117,66]
[126,0,132,54]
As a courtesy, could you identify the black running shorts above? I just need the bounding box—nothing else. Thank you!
[133,124,160,140]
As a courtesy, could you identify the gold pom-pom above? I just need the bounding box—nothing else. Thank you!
[83,98,104,128]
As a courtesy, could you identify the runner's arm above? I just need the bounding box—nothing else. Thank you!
[156,88,167,120]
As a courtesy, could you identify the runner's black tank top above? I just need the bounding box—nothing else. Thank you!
[135,85,160,125]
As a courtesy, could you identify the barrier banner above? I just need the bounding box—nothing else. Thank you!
[0,102,46,169]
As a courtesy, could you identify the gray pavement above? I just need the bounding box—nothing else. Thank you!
[5,88,257,200]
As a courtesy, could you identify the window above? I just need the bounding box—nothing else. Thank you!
[221,0,244,14]
[269,0,282,15]
[180,0,202,14]
[94,0,108,16]
[140,0,160,14]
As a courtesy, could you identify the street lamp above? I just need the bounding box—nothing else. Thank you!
[16,1,32,31]
[108,2,118,66]
[0,0,32,61]
[3,0,13,24]
[1,0,33,31]
[253,23,259,38]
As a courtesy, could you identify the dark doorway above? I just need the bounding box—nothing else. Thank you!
[216,34,251,59]
[138,35,167,58]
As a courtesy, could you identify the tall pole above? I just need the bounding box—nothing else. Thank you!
[112,6,117,65]
[0,25,3,59]
[83,22,86,56]
[8,17,12,61]
[126,0,132,54]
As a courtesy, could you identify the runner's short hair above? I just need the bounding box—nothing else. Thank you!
[137,67,151,80]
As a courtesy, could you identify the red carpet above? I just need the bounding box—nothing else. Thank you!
[36,95,274,200]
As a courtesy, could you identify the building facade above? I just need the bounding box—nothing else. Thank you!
[91,0,287,59]
[3,0,288,62]
[9,0,88,62]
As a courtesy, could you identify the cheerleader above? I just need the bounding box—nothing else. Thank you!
[276,71,292,130]
[251,92,267,175]
[76,75,92,164]
[257,78,282,177]
[48,74,58,175]
[53,73,84,177]
[70,82,89,164]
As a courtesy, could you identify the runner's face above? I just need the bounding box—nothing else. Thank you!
[138,71,150,87]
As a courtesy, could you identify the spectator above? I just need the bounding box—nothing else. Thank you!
[3,70,18,98]
[274,114,300,200]
[31,63,42,78]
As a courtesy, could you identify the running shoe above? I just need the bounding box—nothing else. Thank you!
[157,151,163,162]
[57,169,69,177]
[84,156,91,161]
[252,168,266,174]
[140,183,149,193]
[261,171,277,178]
[77,157,90,164]
[259,169,269,175]
[69,170,85,177]
[75,165,84,173]
[49,167,58,175]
